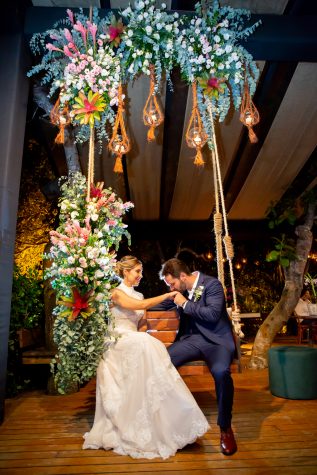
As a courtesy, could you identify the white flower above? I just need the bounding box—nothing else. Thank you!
[76,267,83,277]
[79,257,87,268]
[94,269,104,279]
[145,25,152,35]
[67,256,75,264]
[126,39,132,47]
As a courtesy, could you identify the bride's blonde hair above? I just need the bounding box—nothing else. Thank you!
[116,255,142,278]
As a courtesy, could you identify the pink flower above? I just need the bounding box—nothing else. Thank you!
[63,45,75,57]
[46,43,63,53]
[107,220,117,227]
[64,28,73,43]
[87,21,98,46]
[67,9,74,25]
[74,21,87,47]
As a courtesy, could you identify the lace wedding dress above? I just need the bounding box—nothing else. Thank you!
[83,282,209,459]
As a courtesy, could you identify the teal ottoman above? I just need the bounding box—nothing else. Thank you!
[268,346,317,399]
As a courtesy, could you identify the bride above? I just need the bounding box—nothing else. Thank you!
[83,255,209,459]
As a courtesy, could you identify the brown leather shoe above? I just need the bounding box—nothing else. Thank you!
[220,427,237,455]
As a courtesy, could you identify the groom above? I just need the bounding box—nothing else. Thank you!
[157,258,237,455]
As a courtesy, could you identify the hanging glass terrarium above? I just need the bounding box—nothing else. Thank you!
[185,82,208,166]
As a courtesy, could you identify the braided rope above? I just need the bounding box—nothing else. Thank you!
[207,99,243,337]
[86,127,95,201]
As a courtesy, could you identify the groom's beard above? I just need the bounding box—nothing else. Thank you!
[179,281,187,293]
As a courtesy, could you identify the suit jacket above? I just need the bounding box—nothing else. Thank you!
[151,273,235,353]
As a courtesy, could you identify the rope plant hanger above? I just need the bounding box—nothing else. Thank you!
[143,65,164,142]
[186,82,208,166]
[239,73,260,143]
[50,95,71,144]
[108,83,131,174]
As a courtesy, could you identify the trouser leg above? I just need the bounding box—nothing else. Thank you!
[202,344,234,429]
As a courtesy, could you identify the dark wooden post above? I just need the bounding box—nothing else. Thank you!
[0,32,29,424]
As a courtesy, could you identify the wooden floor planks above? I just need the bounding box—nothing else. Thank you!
[1,354,317,475]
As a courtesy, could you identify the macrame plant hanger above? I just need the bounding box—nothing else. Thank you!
[206,98,244,338]
[50,95,71,144]
[143,65,164,142]
[108,83,131,173]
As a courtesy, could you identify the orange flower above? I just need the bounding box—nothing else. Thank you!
[72,90,107,127]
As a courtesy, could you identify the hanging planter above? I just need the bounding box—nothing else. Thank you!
[50,95,71,144]
[108,84,130,174]
[185,82,208,166]
[240,79,260,143]
[143,65,164,142]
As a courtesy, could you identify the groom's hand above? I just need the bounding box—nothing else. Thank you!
[174,292,187,307]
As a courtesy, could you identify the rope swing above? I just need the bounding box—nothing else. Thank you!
[206,98,244,338]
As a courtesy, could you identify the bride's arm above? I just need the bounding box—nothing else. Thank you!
[111,289,177,310]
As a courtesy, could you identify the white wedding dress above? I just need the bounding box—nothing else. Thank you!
[83,282,209,459]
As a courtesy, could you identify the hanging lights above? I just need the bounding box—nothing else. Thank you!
[185,82,208,166]
[143,65,164,142]
[108,84,131,173]
[239,79,260,143]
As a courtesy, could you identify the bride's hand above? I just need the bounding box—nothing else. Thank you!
[166,291,178,299]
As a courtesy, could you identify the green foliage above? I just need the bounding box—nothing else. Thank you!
[236,268,281,314]
[10,266,44,332]
[7,267,44,397]
[266,235,297,268]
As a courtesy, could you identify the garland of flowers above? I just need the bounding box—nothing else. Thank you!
[118,0,181,88]
[44,173,133,393]
[176,1,261,130]
[27,1,260,143]
[28,8,121,143]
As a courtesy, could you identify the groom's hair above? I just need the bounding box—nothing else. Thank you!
[159,258,191,279]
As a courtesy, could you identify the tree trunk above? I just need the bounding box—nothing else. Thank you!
[33,83,81,174]
[249,200,316,369]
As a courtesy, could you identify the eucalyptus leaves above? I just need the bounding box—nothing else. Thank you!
[27,0,260,142]
[45,173,133,393]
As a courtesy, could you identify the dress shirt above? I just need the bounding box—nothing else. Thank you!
[183,272,200,309]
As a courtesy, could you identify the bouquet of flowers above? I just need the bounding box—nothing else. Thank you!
[45,172,133,393]
[28,8,121,142]
[176,1,260,122]
[118,0,182,88]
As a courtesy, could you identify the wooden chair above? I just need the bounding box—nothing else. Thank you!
[144,310,241,373]
[295,316,317,344]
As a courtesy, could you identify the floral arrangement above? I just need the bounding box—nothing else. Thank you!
[118,0,182,88]
[194,285,204,302]
[304,273,317,303]
[176,1,260,122]
[27,8,121,142]
[45,172,133,393]
[27,2,260,145]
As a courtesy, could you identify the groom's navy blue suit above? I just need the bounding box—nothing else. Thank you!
[153,272,235,429]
